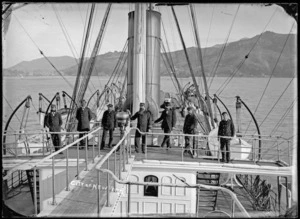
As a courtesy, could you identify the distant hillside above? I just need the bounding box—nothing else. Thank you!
[3,31,296,77]
[4,56,78,76]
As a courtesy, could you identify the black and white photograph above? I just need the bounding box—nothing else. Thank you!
[2,2,297,217]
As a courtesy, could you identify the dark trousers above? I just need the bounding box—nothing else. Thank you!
[101,128,114,149]
[220,138,230,161]
[79,128,90,147]
[184,135,195,150]
[161,128,171,148]
[51,134,61,151]
[135,130,146,153]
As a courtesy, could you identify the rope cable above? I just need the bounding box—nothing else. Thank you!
[208,5,240,89]
[12,14,73,89]
[203,5,215,59]
[257,77,295,130]
[215,6,279,96]
[244,22,295,134]
[270,97,297,135]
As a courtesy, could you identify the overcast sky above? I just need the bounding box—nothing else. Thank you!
[3,3,297,68]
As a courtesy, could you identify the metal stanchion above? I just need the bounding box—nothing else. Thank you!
[114,150,117,191]
[128,133,132,158]
[122,141,125,171]
[119,143,122,180]
[33,167,38,215]
[92,134,95,163]
[42,130,45,156]
[253,139,256,164]
[77,142,80,179]
[277,139,281,161]
[66,148,69,191]
[127,183,131,217]
[106,159,110,207]
[85,134,88,171]
[97,170,100,217]
[52,155,57,205]
[287,140,290,166]
[98,130,101,157]
[145,133,147,159]
[231,200,235,217]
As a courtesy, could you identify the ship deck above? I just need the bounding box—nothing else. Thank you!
[4,146,291,217]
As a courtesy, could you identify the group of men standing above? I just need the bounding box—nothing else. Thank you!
[45,99,235,163]
[45,99,93,153]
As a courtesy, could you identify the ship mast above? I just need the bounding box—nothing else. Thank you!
[132,3,147,113]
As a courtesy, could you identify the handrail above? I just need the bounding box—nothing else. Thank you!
[3,127,292,165]
[98,168,250,218]
[2,127,102,182]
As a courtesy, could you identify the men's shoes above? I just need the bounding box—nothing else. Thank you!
[220,159,225,162]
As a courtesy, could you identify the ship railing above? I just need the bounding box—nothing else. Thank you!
[3,126,107,216]
[2,127,292,216]
[3,169,28,199]
[2,124,103,157]
[128,127,292,166]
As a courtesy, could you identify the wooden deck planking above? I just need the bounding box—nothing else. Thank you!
[48,149,120,217]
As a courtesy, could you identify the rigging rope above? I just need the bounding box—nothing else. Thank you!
[52,4,79,62]
[3,95,21,123]
[203,5,215,59]
[244,22,295,134]
[76,3,112,105]
[161,41,183,97]
[12,14,73,89]
[270,97,297,136]
[215,6,279,96]
[207,5,240,89]
[161,46,181,96]
[257,77,295,130]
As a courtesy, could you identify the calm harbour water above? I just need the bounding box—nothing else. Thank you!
[2,76,297,160]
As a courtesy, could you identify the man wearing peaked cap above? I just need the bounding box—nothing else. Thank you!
[101,103,117,149]
[130,102,152,153]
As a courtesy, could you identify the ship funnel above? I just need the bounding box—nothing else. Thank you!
[126,7,161,118]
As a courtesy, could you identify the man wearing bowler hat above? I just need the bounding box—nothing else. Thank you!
[131,102,152,153]
[101,103,117,149]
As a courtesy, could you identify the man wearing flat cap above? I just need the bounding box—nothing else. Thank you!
[183,106,197,156]
[76,99,93,149]
[131,102,152,153]
[101,103,117,149]
[154,101,177,149]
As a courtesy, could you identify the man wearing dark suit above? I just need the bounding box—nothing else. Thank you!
[45,104,63,154]
[183,106,198,156]
[101,104,116,149]
[131,103,152,153]
[218,112,235,163]
[76,99,93,149]
[154,102,176,149]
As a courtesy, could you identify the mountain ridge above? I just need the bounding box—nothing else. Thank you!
[3,31,296,78]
